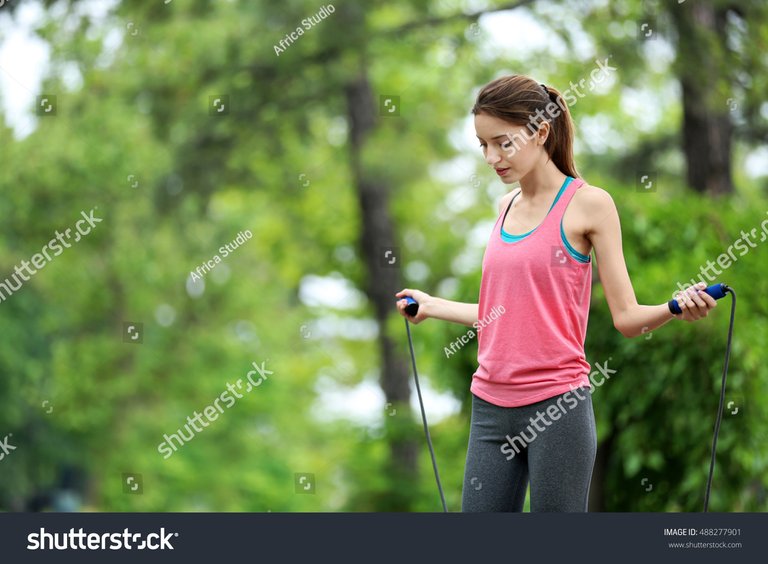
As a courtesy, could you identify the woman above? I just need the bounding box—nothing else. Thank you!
[395,75,718,512]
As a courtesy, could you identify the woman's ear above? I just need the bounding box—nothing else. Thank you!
[537,121,551,146]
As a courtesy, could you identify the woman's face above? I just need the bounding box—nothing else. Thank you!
[474,112,548,184]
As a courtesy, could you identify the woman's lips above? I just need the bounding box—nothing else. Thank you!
[495,167,510,176]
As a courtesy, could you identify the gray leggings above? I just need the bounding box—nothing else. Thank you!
[461,388,597,512]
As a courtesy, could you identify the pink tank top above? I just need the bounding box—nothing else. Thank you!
[470,177,592,407]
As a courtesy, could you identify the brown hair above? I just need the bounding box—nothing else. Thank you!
[471,75,579,178]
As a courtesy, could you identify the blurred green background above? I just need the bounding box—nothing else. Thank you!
[0,0,766,512]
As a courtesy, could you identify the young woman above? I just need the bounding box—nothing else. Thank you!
[395,75,718,512]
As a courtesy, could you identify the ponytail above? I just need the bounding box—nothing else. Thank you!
[540,84,579,178]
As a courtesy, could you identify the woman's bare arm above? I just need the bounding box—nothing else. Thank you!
[583,186,717,338]
[395,289,478,327]
[422,296,478,327]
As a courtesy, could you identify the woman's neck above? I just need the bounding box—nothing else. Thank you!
[518,161,567,201]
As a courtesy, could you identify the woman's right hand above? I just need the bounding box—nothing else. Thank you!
[395,288,432,324]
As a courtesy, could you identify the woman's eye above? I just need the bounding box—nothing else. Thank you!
[501,141,512,150]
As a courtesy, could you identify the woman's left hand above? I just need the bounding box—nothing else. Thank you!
[672,281,718,322]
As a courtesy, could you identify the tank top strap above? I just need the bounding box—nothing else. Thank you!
[541,177,585,232]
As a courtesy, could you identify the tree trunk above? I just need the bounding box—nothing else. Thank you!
[671,0,734,195]
[345,73,420,511]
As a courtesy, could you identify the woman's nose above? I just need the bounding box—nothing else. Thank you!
[485,148,501,166]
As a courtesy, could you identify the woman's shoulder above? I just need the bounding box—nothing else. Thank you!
[569,180,619,233]
[572,180,615,211]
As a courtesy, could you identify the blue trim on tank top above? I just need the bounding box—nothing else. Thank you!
[500,176,590,263]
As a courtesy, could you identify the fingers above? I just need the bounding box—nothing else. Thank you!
[698,291,717,308]
[395,289,411,317]
[674,285,696,317]
[395,289,429,323]
[688,289,707,309]
[675,282,716,321]
[677,295,704,320]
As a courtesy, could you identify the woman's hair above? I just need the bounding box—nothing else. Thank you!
[471,75,579,178]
